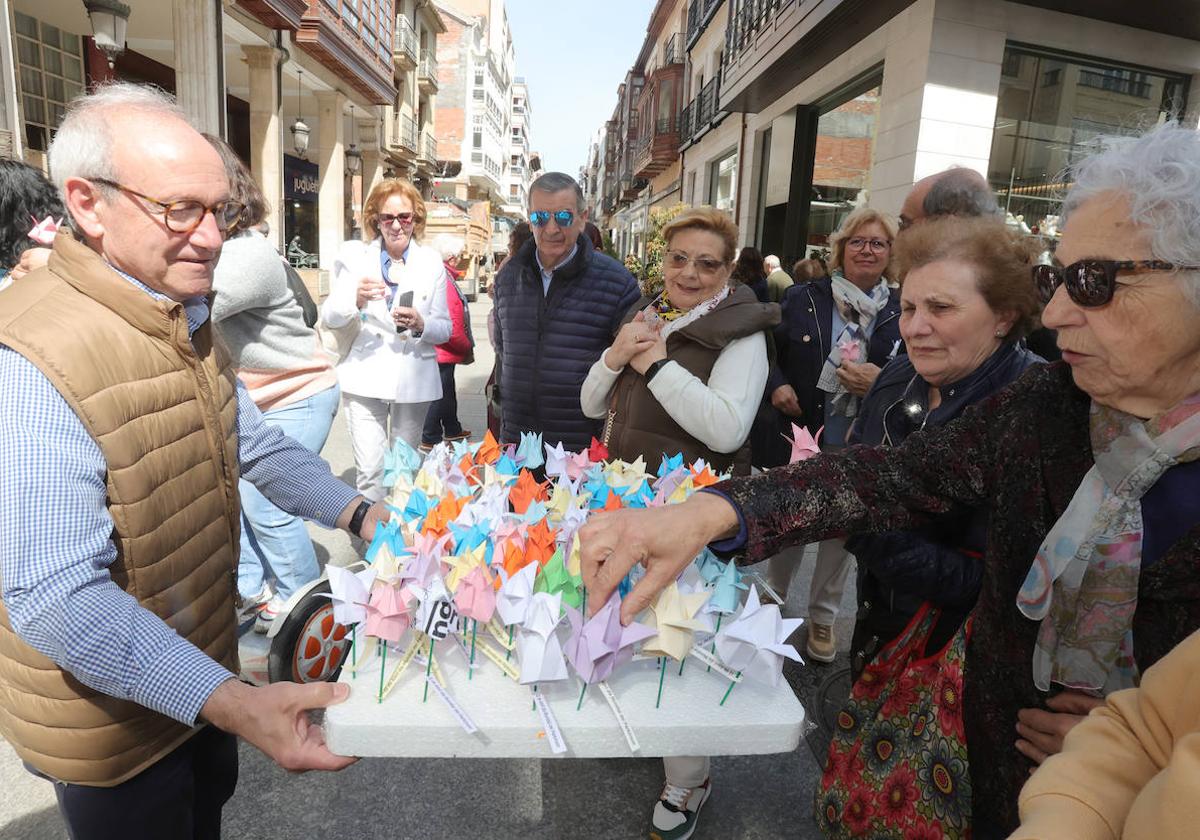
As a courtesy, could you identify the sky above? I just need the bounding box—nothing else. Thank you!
[507,0,657,178]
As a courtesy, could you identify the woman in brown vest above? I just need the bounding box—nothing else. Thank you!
[580,206,779,840]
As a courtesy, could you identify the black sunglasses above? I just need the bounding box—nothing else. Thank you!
[1032,259,1200,307]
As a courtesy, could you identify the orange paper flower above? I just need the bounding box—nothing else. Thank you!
[508,469,549,514]
[421,494,469,536]
[525,519,558,568]
[690,465,721,488]
[475,430,501,465]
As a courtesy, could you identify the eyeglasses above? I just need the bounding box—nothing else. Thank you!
[664,250,726,277]
[1032,259,1200,307]
[377,212,415,228]
[90,178,244,234]
[846,237,891,253]
[529,210,575,228]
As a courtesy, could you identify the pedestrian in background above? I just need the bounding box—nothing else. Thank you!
[0,159,65,290]
[762,206,902,662]
[207,135,340,630]
[320,178,451,501]
[422,234,474,451]
[763,253,793,303]
[731,245,770,303]
[492,172,639,451]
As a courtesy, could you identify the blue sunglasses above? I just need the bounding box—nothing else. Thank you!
[529,210,575,228]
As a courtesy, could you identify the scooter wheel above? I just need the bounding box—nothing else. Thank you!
[268,582,351,683]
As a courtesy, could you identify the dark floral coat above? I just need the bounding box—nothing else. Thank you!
[717,363,1200,837]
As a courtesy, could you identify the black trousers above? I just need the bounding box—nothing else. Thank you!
[45,726,238,840]
[422,361,464,443]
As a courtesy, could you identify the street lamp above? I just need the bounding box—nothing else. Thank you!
[344,104,362,176]
[83,0,131,69]
[290,68,310,158]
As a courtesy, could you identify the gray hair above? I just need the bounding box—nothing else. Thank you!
[763,254,781,271]
[1062,122,1200,308]
[431,233,465,261]
[48,82,188,195]
[529,171,585,213]
[923,167,1001,220]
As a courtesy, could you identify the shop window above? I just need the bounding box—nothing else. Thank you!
[989,44,1186,241]
[709,151,737,212]
[14,12,84,152]
[808,84,881,245]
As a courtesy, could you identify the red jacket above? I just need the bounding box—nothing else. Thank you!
[437,272,473,364]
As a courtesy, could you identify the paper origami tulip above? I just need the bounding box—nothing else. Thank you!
[543,442,570,480]
[475,429,501,465]
[323,565,378,626]
[515,591,569,684]
[657,452,684,478]
[442,542,488,591]
[413,578,459,641]
[706,558,749,615]
[402,488,432,528]
[454,566,496,622]
[783,423,822,464]
[364,583,412,642]
[524,519,557,568]
[515,431,545,470]
[837,335,862,364]
[563,593,656,684]
[714,585,805,686]
[588,436,609,463]
[495,560,538,626]
[27,215,62,246]
[642,582,712,661]
[534,549,582,611]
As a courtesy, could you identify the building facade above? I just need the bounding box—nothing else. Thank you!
[431,0,516,206]
[502,75,533,216]
[590,0,1200,270]
[0,0,453,276]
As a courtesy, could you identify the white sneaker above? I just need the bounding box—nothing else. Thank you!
[254,593,286,634]
[237,583,274,624]
[650,778,711,840]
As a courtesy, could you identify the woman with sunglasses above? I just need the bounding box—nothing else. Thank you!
[761,206,903,664]
[581,122,1200,838]
[580,206,780,840]
[320,178,451,502]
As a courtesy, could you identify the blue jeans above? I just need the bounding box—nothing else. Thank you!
[237,384,340,600]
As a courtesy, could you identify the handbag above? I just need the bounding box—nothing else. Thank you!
[318,314,361,363]
[815,603,974,838]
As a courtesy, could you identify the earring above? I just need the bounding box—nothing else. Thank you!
[995,330,1005,338]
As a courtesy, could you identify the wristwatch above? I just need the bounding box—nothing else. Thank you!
[644,358,671,384]
[348,499,372,538]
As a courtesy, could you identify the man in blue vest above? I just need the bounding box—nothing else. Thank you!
[491,172,639,451]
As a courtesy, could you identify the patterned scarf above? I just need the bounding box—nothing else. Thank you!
[816,272,891,417]
[1017,394,1200,693]
[644,286,731,339]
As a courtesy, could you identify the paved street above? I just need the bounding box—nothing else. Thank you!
[0,295,853,840]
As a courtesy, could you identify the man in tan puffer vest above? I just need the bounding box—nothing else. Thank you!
[0,83,387,839]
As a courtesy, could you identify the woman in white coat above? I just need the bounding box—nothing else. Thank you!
[321,178,451,501]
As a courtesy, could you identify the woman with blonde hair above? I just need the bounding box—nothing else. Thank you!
[320,179,451,501]
[761,206,903,662]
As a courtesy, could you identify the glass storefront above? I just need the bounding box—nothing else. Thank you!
[807,84,881,254]
[989,45,1188,240]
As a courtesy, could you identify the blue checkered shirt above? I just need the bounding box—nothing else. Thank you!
[0,267,358,726]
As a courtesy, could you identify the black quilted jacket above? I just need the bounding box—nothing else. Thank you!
[492,235,639,451]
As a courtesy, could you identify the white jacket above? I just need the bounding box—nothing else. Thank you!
[321,237,451,403]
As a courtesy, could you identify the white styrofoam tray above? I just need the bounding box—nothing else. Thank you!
[323,636,806,759]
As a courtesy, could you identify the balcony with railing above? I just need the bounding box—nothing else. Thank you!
[633,112,682,179]
[390,113,418,157]
[662,32,684,66]
[686,0,724,48]
[418,55,439,93]
[393,15,417,70]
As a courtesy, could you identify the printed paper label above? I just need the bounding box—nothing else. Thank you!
[381,634,425,698]
[532,690,567,754]
[598,681,639,753]
[425,675,478,733]
[687,644,743,682]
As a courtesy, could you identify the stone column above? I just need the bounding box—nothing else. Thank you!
[173,0,224,135]
[359,117,384,198]
[242,45,283,250]
[316,90,346,271]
